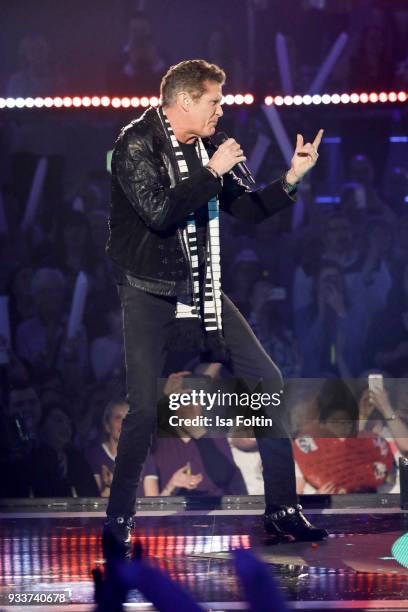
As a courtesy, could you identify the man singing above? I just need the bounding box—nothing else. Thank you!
[104,59,326,557]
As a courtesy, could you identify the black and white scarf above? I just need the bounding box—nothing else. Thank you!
[158,106,227,363]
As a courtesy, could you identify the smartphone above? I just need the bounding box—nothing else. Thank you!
[368,373,384,393]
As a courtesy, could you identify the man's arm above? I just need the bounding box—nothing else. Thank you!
[219,128,324,224]
[114,130,223,231]
[219,171,297,224]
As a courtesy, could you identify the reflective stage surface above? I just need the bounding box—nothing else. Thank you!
[1,508,408,610]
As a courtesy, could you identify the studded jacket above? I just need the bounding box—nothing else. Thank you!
[106,107,296,297]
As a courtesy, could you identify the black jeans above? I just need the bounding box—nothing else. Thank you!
[106,284,297,517]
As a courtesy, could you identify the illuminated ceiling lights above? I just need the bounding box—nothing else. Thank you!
[264,91,408,106]
[0,91,407,109]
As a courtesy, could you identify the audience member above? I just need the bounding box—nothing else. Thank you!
[364,262,408,376]
[249,280,301,377]
[294,379,396,494]
[6,35,66,97]
[86,399,129,497]
[206,27,244,93]
[107,11,165,96]
[15,267,89,387]
[295,261,367,377]
[90,308,124,381]
[29,402,98,497]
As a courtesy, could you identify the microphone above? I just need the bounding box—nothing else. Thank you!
[211,131,256,187]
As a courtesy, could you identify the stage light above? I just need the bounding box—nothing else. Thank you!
[1,90,406,110]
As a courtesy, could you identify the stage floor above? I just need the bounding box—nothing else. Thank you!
[1,507,408,611]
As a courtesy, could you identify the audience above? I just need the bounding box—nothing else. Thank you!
[142,369,247,497]
[1,9,407,499]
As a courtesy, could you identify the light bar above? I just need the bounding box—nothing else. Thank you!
[0,93,254,110]
[1,91,407,110]
[264,91,408,106]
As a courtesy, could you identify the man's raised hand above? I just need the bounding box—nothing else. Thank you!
[287,128,324,184]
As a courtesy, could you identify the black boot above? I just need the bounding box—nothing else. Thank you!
[102,516,134,561]
[264,504,328,542]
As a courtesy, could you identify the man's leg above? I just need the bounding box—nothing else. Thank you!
[221,293,297,508]
[222,293,327,541]
[107,284,176,518]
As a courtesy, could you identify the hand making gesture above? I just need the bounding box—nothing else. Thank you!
[286,129,324,185]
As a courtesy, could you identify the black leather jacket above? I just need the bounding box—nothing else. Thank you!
[106,106,295,297]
